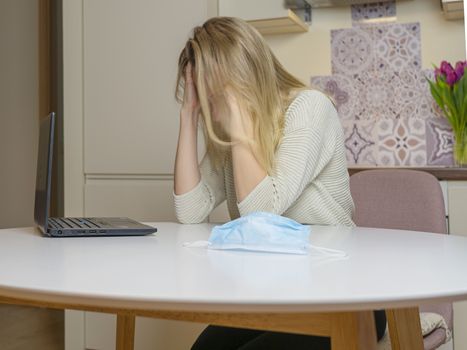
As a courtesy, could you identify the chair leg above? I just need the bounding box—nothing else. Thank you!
[116,313,135,350]
[330,311,377,350]
[386,307,424,350]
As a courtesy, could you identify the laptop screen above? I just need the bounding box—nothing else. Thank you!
[34,113,55,233]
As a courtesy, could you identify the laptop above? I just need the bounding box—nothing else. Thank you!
[34,112,157,237]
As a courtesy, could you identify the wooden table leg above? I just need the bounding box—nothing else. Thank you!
[386,307,423,350]
[116,313,135,350]
[330,311,377,350]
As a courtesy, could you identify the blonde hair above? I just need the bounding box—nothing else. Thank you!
[175,17,307,174]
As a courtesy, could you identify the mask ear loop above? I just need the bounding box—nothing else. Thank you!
[184,241,348,258]
[308,245,348,259]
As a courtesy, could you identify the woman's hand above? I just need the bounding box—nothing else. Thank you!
[181,63,200,124]
[174,62,202,196]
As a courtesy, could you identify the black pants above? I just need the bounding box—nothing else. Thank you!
[191,310,386,350]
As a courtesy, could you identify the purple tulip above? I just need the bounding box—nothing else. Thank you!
[455,61,466,80]
[434,60,466,86]
[446,71,458,86]
[440,61,454,76]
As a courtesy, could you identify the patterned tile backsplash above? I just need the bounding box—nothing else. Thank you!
[425,117,454,166]
[311,1,454,166]
[351,1,396,24]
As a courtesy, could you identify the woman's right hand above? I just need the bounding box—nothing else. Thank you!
[181,63,200,123]
[175,62,201,196]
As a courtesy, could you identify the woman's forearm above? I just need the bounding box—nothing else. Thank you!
[231,142,267,203]
[174,114,201,195]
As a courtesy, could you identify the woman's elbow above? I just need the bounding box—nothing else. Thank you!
[175,205,211,224]
[176,213,208,224]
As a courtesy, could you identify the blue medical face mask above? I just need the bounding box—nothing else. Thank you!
[184,212,347,257]
[208,212,310,254]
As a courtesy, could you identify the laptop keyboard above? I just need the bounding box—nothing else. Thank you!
[48,217,103,229]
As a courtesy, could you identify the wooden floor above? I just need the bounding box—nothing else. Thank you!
[0,305,64,350]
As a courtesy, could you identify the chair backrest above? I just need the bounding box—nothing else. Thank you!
[350,169,447,234]
[351,170,452,350]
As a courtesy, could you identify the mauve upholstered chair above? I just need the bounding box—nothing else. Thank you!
[350,169,452,350]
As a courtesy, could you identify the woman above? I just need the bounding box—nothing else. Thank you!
[173,16,385,350]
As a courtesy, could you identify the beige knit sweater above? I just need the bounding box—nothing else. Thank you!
[174,90,355,226]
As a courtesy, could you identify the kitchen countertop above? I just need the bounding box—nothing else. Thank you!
[348,167,467,181]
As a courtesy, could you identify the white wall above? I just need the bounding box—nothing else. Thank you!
[0,0,39,229]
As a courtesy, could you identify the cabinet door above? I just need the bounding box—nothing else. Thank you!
[448,181,467,350]
[84,178,177,222]
[83,314,205,350]
[85,313,116,350]
[448,181,467,236]
[64,0,213,348]
[83,0,207,175]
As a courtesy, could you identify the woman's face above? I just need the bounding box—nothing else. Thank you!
[191,66,221,123]
[191,65,232,132]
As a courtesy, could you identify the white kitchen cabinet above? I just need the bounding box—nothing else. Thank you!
[448,181,467,350]
[80,312,204,350]
[62,0,213,348]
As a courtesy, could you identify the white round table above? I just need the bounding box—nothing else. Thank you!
[1,223,467,350]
